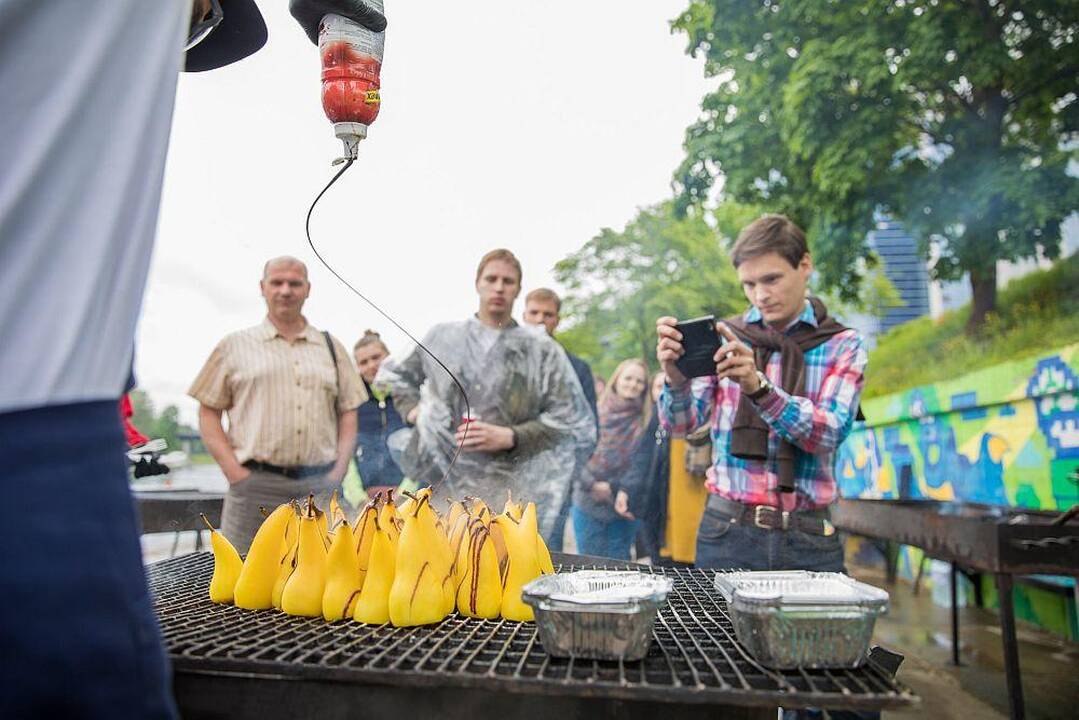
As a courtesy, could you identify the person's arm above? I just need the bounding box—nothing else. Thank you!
[507,344,597,458]
[507,419,555,454]
[454,419,518,453]
[378,338,429,424]
[327,334,364,482]
[658,377,717,438]
[751,333,867,453]
[331,409,358,483]
[656,316,716,437]
[455,342,586,455]
[189,340,249,482]
[198,404,249,485]
[713,322,867,454]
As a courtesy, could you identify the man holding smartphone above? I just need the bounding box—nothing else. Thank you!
[655,215,868,573]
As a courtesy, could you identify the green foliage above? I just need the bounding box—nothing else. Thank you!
[814,252,905,324]
[129,390,195,450]
[554,202,744,379]
[673,0,1078,318]
[712,201,766,242]
[864,254,1079,398]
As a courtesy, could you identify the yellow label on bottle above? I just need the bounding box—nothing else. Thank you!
[365,89,381,105]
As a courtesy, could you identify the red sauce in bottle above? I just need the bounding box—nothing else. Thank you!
[319,14,384,128]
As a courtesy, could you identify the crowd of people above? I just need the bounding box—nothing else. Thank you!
[191,214,867,574]
[1,2,872,714]
[188,248,706,562]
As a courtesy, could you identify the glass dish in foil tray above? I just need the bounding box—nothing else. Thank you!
[714,570,889,669]
[521,571,673,661]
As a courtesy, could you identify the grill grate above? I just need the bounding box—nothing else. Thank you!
[149,553,916,711]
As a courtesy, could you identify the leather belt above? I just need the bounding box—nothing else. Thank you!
[243,459,335,480]
[706,494,836,536]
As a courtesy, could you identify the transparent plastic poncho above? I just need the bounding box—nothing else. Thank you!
[377,318,597,537]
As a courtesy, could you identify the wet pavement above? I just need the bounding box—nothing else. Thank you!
[849,564,1079,720]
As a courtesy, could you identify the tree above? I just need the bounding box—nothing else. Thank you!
[156,405,182,451]
[129,390,157,442]
[554,202,744,379]
[673,0,1078,331]
[129,390,191,451]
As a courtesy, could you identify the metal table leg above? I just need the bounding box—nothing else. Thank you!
[950,563,960,666]
[970,570,984,608]
[884,540,898,585]
[995,573,1025,720]
[913,554,928,596]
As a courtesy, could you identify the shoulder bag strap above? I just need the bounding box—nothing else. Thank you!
[322,330,340,399]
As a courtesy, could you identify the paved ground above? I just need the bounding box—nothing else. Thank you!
[849,564,1079,720]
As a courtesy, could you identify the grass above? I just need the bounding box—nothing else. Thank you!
[863,253,1079,399]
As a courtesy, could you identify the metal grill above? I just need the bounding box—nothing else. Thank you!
[831,499,1079,574]
[832,497,1079,720]
[149,553,916,711]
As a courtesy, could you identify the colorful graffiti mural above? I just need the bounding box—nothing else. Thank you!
[838,344,1079,638]
[839,344,1079,509]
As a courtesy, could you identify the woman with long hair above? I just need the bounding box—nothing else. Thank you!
[571,358,651,560]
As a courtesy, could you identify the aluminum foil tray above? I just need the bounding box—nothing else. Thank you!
[714,571,889,669]
[521,571,673,661]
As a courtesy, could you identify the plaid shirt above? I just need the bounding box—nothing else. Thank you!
[658,301,867,511]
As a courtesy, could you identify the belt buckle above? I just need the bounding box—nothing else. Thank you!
[753,505,789,530]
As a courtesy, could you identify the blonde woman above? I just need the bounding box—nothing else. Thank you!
[571,359,651,560]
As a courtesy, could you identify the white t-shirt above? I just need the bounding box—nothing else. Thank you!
[0,0,189,414]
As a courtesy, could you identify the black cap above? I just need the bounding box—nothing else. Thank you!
[184,0,268,73]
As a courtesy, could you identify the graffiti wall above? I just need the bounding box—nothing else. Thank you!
[838,344,1079,638]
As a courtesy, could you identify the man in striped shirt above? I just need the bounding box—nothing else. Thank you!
[190,256,366,553]
[656,215,868,572]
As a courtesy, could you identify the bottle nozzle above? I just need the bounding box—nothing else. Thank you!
[334,122,368,161]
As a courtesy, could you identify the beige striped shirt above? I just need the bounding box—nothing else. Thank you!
[189,318,366,467]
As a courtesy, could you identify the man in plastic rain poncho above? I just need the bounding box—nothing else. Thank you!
[379,249,597,542]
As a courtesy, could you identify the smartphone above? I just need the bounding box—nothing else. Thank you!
[673,315,725,379]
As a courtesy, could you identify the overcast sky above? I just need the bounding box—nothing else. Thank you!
[140,1,711,424]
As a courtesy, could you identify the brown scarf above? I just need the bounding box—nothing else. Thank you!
[587,393,645,483]
[725,297,860,495]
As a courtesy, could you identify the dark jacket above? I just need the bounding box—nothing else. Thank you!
[565,350,599,432]
[355,378,406,488]
[625,412,669,558]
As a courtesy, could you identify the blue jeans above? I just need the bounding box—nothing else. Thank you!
[698,505,877,720]
[571,506,639,561]
[0,401,177,718]
[694,505,845,572]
